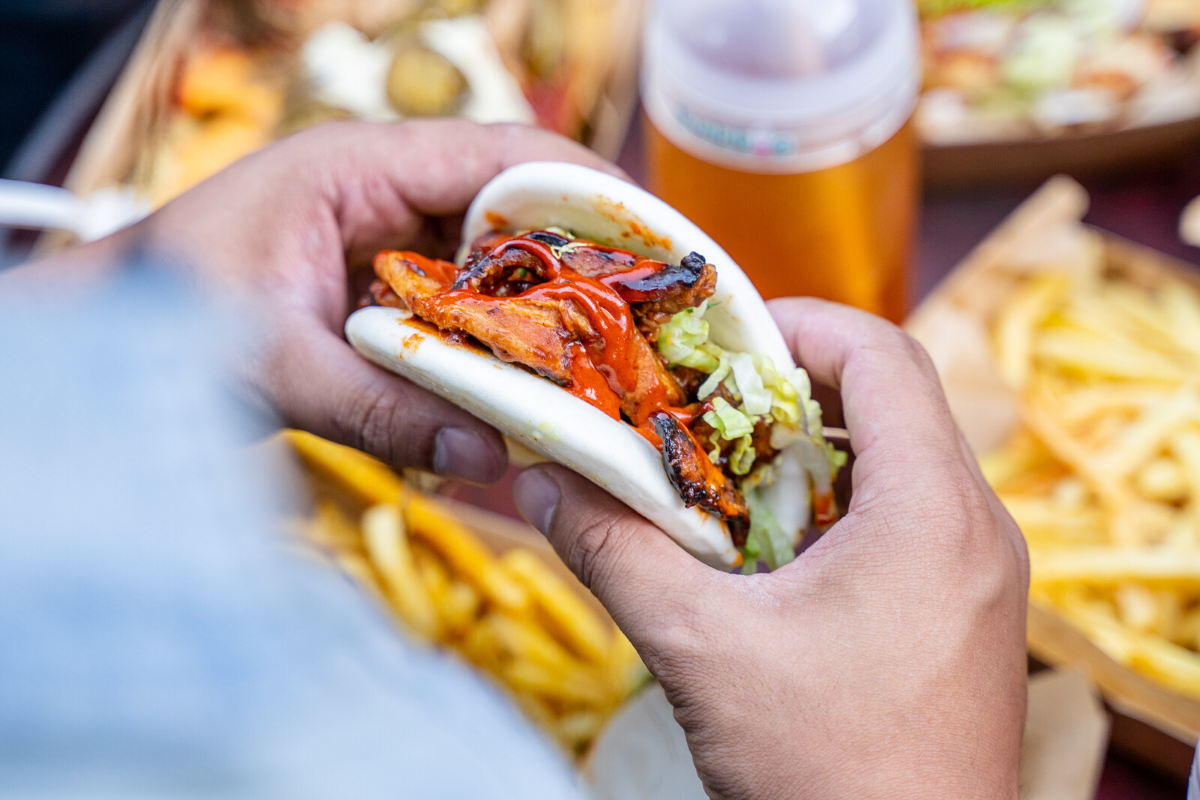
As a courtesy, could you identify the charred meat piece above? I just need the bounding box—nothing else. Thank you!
[464,232,716,312]
[603,252,709,302]
[556,240,638,278]
[650,412,750,546]
[669,366,709,400]
[632,255,717,342]
[564,247,715,309]
[454,241,553,295]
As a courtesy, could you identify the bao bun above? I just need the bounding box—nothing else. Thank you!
[346,162,798,568]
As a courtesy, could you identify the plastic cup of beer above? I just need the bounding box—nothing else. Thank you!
[642,0,921,323]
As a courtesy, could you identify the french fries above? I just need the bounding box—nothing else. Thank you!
[501,549,611,664]
[285,431,648,753]
[986,253,1200,698]
[362,504,438,641]
[284,429,406,506]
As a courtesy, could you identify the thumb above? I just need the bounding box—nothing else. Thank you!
[512,464,710,643]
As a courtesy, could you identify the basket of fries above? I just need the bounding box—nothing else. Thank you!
[907,175,1200,778]
[281,429,650,757]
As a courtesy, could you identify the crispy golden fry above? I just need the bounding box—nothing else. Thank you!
[1093,387,1200,479]
[1174,429,1200,507]
[1030,547,1200,585]
[995,274,1069,390]
[283,429,407,506]
[1130,636,1200,699]
[482,611,581,674]
[984,264,1200,697]
[998,495,1106,544]
[1057,386,1171,426]
[504,658,610,705]
[362,504,438,640]
[441,580,483,637]
[1033,329,1188,382]
[306,498,365,553]
[552,709,607,749]
[286,431,640,753]
[405,495,530,614]
[1135,456,1189,501]
[978,432,1055,491]
[501,549,611,664]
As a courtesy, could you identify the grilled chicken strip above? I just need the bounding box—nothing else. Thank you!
[375,245,688,422]
[650,411,751,547]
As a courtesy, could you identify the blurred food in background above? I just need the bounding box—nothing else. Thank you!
[916,0,1200,145]
[642,0,921,323]
[282,429,650,756]
[129,0,636,206]
[982,253,1200,697]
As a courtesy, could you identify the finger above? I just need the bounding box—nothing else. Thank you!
[766,297,965,488]
[287,120,627,263]
[265,321,507,483]
[512,464,710,642]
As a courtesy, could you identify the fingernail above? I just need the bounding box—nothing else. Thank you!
[513,469,560,535]
[432,428,504,484]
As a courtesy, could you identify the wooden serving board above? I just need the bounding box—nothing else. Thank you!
[906,174,1200,781]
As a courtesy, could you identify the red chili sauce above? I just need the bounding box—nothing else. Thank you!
[406,234,701,448]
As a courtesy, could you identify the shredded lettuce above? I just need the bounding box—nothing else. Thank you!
[745,489,794,570]
[697,352,731,398]
[827,441,849,473]
[729,353,772,416]
[703,397,754,440]
[654,305,845,569]
[658,306,720,371]
[730,433,756,476]
[740,527,762,574]
[1001,16,1080,93]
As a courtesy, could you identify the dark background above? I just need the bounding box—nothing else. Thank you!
[1,0,147,181]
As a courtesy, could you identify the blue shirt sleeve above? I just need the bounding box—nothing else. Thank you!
[0,266,586,800]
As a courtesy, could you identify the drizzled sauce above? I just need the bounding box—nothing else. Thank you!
[423,234,686,437]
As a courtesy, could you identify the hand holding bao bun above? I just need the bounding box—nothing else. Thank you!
[348,163,844,569]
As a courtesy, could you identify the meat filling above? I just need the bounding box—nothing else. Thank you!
[371,231,776,538]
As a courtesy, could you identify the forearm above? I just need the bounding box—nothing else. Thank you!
[0,224,144,294]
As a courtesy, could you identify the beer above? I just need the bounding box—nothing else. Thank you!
[641,0,921,323]
[646,120,917,323]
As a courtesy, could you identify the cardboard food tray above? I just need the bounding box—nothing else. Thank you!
[906,174,1200,781]
[55,0,644,219]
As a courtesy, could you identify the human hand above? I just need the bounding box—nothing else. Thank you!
[19,121,618,482]
[513,298,1029,800]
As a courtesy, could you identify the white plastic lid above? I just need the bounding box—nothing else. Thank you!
[642,0,921,173]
